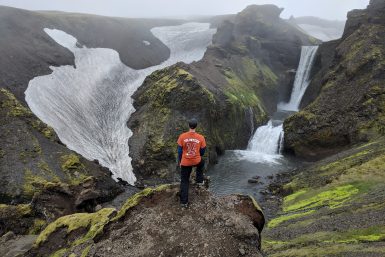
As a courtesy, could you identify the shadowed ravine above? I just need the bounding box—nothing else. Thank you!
[209,46,319,200]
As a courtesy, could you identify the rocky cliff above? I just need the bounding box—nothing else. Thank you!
[22,185,265,257]
[128,5,315,182]
[284,0,385,159]
[0,88,124,236]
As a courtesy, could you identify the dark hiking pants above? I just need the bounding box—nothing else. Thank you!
[180,159,205,204]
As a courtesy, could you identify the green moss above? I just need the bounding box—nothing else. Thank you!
[113,185,171,221]
[0,88,32,117]
[0,204,32,219]
[23,169,51,197]
[61,154,83,171]
[296,110,316,121]
[224,70,262,108]
[29,219,47,235]
[35,208,116,247]
[176,68,193,81]
[283,184,359,212]
[81,245,92,257]
[31,119,56,139]
[0,149,5,158]
[283,189,307,203]
[202,87,216,104]
[268,210,315,228]
[267,243,385,257]
[50,248,68,257]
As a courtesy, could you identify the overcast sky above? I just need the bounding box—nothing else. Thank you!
[0,0,370,20]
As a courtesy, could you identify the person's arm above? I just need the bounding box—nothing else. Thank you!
[177,145,183,163]
[200,147,206,156]
[200,136,207,156]
[177,135,183,164]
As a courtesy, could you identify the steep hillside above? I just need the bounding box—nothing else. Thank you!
[0,88,124,236]
[284,0,385,159]
[128,4,315,182]
[264,139,385,257]
[265,1,385,256]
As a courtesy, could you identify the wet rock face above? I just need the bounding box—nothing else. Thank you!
[129,4,313,182]
[284,2,385,159]
[26,185,265,257]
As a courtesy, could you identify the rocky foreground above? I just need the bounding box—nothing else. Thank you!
[1,184,265,257]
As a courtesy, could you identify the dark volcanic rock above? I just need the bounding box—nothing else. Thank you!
[0,88,124,236]
[284,0,385,159]
[128,4,315,182]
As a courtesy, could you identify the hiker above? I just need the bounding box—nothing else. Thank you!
[177,118,207,208]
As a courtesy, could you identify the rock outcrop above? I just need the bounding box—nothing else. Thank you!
[0,88,124,236]
[284,0,385,159]
[128,4,315,182]
[25,185,265,257]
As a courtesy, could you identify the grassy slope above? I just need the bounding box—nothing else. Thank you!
[263,138,385,256]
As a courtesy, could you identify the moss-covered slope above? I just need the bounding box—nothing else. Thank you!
[284,0,385,159]
[263,139,385,257]
[0,88,123,236]
[128,4,315,182]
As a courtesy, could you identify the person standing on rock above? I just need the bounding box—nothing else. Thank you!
[177,118,207,208]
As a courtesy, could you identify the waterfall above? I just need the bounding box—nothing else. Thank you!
[247,121,284,155]
[25,23,216,185]
[247,45,318,156]
[278,46,319,111]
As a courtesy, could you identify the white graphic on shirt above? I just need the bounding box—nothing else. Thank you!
[186,142,197,158]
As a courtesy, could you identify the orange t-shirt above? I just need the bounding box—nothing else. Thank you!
[177,132,206,166]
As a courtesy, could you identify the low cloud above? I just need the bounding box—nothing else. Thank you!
[0,0,370,20]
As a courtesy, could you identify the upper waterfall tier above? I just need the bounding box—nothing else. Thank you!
[247,46,318,156]
[278,46,319,112]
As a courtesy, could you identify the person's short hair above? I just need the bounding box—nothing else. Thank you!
[188,118,198,129]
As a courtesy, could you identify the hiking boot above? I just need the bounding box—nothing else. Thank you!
[180,203,189,209]
[196,181,205,188]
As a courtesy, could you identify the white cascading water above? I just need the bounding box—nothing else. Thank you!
[245,45,319,158]
[278,46,319,111]
[25,23,216,185]
[247,121,283,155]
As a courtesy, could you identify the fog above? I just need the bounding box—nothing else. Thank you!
[0,0,369,20]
